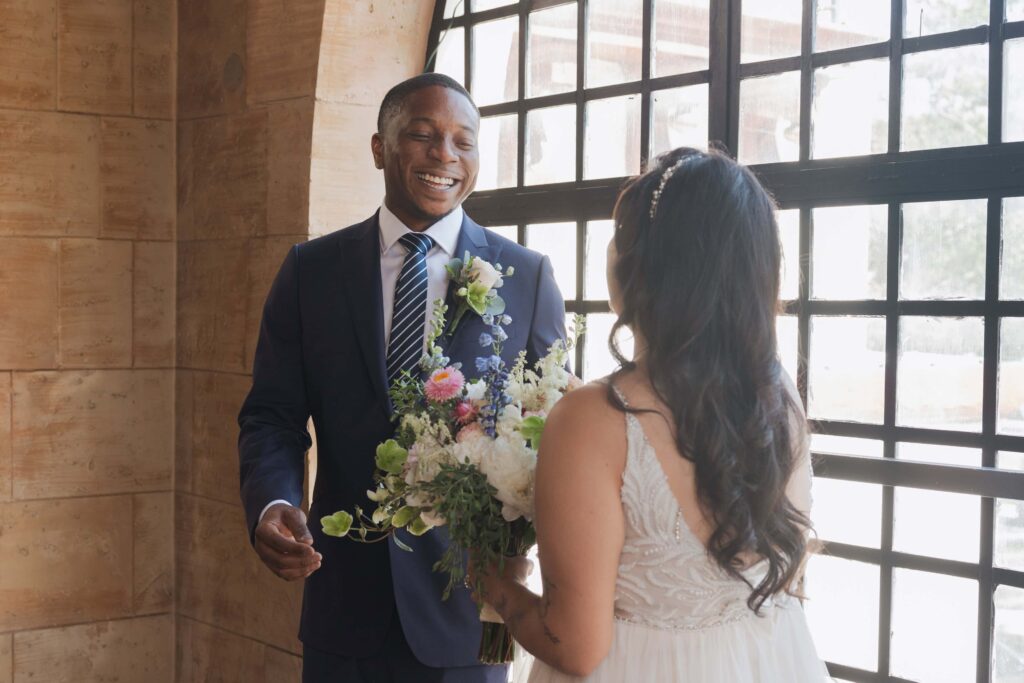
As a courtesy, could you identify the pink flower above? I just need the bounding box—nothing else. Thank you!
[454,401,478,424]
[456,422,486,443]
[424,367,465,403]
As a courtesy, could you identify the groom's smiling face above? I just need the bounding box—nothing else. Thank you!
[372,85,480,231]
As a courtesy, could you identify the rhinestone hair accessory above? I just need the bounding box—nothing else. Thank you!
[649,156,689,220]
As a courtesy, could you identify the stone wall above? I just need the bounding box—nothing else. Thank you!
[0,0,176,680]
[0,0,433,679]
[174,1,432,680]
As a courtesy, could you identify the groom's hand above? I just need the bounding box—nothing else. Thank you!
[255,503,322,581]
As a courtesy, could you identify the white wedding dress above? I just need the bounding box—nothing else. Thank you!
[514,387,831,683]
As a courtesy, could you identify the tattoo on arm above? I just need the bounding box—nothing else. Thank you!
[539,577,562,645]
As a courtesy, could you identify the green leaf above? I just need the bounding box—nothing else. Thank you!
[393,534,413,552]
[375,440,408,474]
[444,258,463,279]
[519,415,546,449]
[407,516,431,536]
[484,293,506,316]
[321,511,353,538]
[391,505,418,528]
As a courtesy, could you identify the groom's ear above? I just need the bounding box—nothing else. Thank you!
[371,133,385,170]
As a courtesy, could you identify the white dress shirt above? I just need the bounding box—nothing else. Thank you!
[258,203,464,524]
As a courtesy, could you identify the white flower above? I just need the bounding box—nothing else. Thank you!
[469,257,503,290]
[465,380,487,402]
[420,508,446,528]
[477,434,537,522]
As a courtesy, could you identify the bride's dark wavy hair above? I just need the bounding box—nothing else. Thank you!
[608,146,810,613]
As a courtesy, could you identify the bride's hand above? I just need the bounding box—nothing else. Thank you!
[466,553,534,604]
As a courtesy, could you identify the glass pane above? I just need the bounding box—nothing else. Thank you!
[894,487,980,562]
[486,225,518,242]
[475,115,518,191]
[891,569,977,683]
[738,71,801,164]
[810,433,884,458]
[901,199,987,300]
[811,205,887,300]
[740,0,802,63]
[896,441,982,466]
[897,316,984,430]
[651,85,710,158]
[808,316,886,423]
[585,95,641,179]
[434,27,465,85]
[472,17,519,106]
[525,104,576,185]
[814,0,889,51]
[904,0,989,37]
[1000,317,1024,436]
[1010,0,1024,21]
[526,222,577,299]
[584,312,633,380]
[812,58,889,158]
[902,45,988,151]
[1007,39,1024,142]
[777,315,798,383]
[528,3,577,98]
[472,0,514,11]
[587,0,642,88]
[444,0,464,20]
[778,209,800,301]
[811,478,882,547]
[803,555,879,670]
[996,496,1024,570]
[994,586,1024,683]
[1004,197,1024,299]
[1000,451,1024,469]
[585,220,614,301]
[653,0,711,76]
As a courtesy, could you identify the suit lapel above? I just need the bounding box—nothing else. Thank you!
[337,214,389,408]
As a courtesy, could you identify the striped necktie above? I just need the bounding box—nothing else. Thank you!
[386,232,435,385]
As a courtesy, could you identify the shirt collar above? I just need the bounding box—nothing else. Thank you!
[378,202,463,257]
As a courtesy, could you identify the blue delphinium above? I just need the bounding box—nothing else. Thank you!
[475,315,513,438]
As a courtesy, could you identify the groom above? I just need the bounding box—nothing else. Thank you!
[238,73,565,682]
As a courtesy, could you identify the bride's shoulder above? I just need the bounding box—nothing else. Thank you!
[541,379,625,449]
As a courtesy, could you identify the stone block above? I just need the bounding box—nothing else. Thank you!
[57,0,133,115]
[0,238,58,369]
[0,496,133,631]
[58,238,133,368]
[134,241,175,367]
[12,369,173,499]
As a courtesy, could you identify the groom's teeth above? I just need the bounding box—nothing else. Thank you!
[417,173,455,188]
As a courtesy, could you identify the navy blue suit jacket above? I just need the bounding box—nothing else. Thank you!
[238,211,566,665]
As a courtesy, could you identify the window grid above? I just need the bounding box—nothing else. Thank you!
[427,2,1024,681]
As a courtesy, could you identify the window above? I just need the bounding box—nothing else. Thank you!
[427,2,1024,681]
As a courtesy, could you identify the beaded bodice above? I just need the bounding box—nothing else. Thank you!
[611,387,789,631]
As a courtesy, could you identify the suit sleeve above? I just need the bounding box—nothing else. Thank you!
[526,254,568,367]
[238,245,312,542]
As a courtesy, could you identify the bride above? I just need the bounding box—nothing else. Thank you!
[472,147,830,682]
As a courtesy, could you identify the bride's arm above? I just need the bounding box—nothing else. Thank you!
[477,384,626,677]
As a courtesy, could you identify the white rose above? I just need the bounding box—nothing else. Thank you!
[469,258,503,290]
[465,380,487,401]
[478,435,536,522]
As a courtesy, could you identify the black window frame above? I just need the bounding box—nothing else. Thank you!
[426,2,1024,681]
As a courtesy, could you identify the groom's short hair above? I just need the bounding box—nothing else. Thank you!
[377,73,479,134]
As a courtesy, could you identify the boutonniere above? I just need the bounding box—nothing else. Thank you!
[444,252,514,336]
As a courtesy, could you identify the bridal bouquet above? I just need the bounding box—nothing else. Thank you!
[320,253,582,664]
